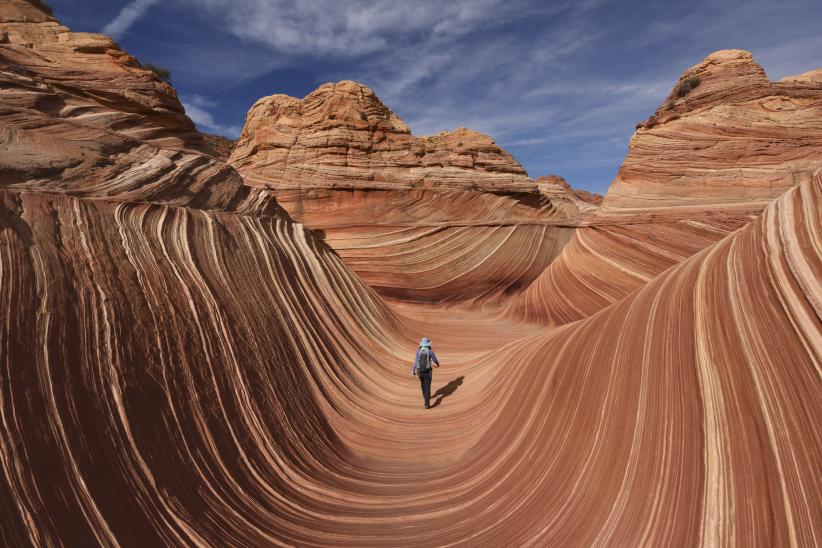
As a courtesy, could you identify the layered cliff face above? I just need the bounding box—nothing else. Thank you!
[0,0,238,204]
[230,80,534,193]
[0,0,194,144]
[229,80,592,303]
[606,49,822,209]
[2,2,821,546]
[510,49,822,324]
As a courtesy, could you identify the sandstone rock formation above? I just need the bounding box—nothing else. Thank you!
[230,80,534,193]
[537,174,603,206]
[510,49,822,324]
[0,0,238,196]
[229,80,593,303]
[201,133,237,160]
[609,49,822,209]
[1,2,820,546]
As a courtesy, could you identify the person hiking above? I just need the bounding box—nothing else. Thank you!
[412,337,440,409]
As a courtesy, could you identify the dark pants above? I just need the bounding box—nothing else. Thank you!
[419,370,432,407]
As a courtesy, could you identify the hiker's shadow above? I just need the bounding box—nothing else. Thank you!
[430,376,464,408]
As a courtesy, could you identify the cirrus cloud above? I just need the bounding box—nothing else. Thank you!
[102,0,161,39]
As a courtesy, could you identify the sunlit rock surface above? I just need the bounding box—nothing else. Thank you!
[230,80,534,193]
[1,3,820,546]
[0,0,238,198]
[229,80,593,303]
[607,49,822,209]
[510,49,822,325]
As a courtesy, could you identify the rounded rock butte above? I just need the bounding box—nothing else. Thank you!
[1,1,820,546]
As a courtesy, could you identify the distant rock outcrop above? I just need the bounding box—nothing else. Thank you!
[201,133,237,161]
[609,49,822,209]
[537,175,603,206]
[230,80,534,194]
[229,80,594,303]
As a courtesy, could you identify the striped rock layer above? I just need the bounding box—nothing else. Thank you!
[0,0,242,201]
[607,49,822,209]
[1,2,821,546]
[510,49,822,325]
[228,80,596,303]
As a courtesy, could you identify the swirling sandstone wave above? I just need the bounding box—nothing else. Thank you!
[228,81,593,303]
[2,172,818,545]
[1,2,821,546]
[510,50,822,325]
[481,172,821,546]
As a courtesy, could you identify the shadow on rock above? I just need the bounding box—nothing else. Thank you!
[431,376,464,408]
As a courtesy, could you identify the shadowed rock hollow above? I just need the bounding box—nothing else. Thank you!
[1,2,820,546]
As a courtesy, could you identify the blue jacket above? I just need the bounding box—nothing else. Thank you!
[412,347,440,374]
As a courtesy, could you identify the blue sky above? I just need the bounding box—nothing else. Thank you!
[50,0,822,194]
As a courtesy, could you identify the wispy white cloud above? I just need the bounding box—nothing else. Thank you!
[182,95,242,137]
[127,0,820,192]
[185,0,523,57]
[102,0,161,39]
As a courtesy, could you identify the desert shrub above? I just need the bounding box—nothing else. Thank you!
[141,63,172,82]
[676,76,701,98]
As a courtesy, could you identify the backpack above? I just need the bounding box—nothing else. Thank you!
[417,347,432,374]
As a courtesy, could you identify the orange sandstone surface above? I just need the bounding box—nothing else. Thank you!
[509,49,822,325]
[1,2,820,546]
[229,80,595,303]
[611,49,822,209]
